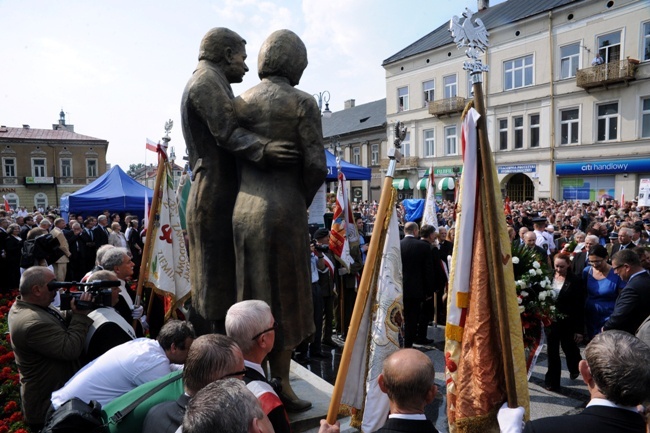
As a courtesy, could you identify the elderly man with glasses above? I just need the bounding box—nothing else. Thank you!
[226,300,291,433]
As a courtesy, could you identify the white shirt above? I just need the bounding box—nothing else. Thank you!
[51,338,175,408]
[534,229,553,255]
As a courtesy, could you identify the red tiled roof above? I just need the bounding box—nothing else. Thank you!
[0,126,107,142]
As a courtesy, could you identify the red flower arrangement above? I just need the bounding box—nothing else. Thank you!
[0,290,27,433]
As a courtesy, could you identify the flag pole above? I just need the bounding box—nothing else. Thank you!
[134,127,171,328]
[326,122,406,424]
[470,57,518,408]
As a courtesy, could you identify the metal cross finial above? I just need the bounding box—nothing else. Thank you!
[450,8,490,82]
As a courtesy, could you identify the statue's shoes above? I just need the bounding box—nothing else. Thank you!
[279,392,312,413]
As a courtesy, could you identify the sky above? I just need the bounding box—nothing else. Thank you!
[0,0,503,170]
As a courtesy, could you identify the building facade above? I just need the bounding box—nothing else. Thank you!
[322,99,387,202]
[383,0,650,202]
[0,111,109,210]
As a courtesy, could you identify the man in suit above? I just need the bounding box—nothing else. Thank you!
[498,330,649,433]
[226,300,291,430]
[572,235,599,279]
[375,348,439,433]
[554,224,574,253]
[7,267,93,431]
[400,222,435,348]
[609,227,634,257]
[51,218,71,282]
[419,225,448,335]
[93,215,110,247]
[80,218,97,275]
[603,249,650,334]
[142,334,245,433]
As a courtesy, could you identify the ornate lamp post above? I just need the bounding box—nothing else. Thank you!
[313,90,332,118]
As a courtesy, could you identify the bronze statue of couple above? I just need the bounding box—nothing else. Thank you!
[181,28,327,410]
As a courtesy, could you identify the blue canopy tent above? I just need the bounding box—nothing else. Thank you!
[60,165,154,221]
[325,149,371,180]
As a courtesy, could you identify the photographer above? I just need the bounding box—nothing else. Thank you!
[21,227,64,270]
[81,270,137,365]
[8,266,93,432]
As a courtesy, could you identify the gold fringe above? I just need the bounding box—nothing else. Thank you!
[446,323,464,342]
[461,99,475,122]
[338,404,353,417]
[456,291,469,308]
[455,409,499,433]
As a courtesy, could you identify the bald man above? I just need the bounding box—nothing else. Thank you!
[375,349,438,433]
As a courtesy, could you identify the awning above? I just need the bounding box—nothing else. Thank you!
[438,177,456,190]
[416,177,428,190]
[392,178,411,190]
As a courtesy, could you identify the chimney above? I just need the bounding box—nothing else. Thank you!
[344,99,356,109]
[478,0,489,10]
[22,124,30,129]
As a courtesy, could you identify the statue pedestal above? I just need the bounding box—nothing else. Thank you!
[287,361,354,432]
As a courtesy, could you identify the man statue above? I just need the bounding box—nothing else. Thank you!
[181,28,299,335]
[232,29,327,410]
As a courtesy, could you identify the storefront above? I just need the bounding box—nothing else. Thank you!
[498,164,537,202]
[433,166,462,202]
[555,158,650,202]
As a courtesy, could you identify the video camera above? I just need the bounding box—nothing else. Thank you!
[48,280,121,310]
[310,239,329,253]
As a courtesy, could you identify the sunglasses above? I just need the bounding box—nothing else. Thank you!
[251,321,278,340]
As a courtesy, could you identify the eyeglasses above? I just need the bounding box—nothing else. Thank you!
[251,321,278,340]
[589,260,604,266]
[612,264,627,271]
[222,369,247,378]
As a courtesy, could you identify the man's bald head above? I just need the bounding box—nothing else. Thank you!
[378,349,436,412]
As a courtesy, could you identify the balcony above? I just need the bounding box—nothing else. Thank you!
[428,97,468,117]
[381,156,419,170]
[576,58,639,90]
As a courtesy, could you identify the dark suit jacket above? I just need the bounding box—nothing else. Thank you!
[555,272,586,334]
[375,417,439,433]
[141,393,189,433]
[523,405,646,433]
[572,251,589,278]
[92,225,109,247]
[400,237,435,300]
[603,271,650,334]
[609,242,633,257]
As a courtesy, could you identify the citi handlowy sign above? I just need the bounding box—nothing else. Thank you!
[556,159,650,175]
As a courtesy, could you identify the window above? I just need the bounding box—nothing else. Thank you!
[3,158,15,177]
[371,144,379,165]
[352,147,360,165]
[397,87,409,112]
[445,126,457,155]
[423,80,434,107]
[443,75,457,98]
[504,55,533,90]
[5,193,18,210]
[60,158,72,178]
[499,119,508,150]
[642,97,650,138]
[34,193,48,210]
[598,31,621,63]
[513,116,524,149]
[402,132,411,158]
[32,158,46,177]
[560,43,580,79]
[423,129,435,157]
[529,114,540,148]
[641,23,650,60]
[597,102,619,141]
[86,159,98,177]
[560,108,580,145]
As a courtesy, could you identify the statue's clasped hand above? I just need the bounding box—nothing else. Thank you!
[265,140,300,166]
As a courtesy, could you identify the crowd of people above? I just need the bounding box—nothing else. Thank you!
[3,196,650,433]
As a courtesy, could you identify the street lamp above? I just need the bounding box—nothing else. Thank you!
[313,90,332,118]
